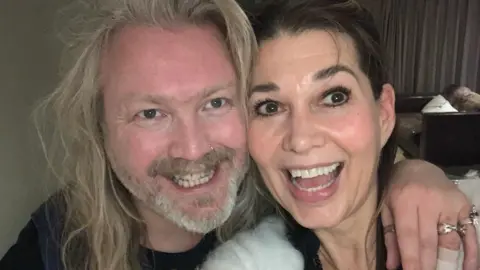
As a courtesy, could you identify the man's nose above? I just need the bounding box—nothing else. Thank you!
[167,118,211,161]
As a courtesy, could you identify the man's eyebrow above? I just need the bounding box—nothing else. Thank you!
[120,92,167,105]
[250,64,358,96]
[200,81,236,99]
[120,81,236,104]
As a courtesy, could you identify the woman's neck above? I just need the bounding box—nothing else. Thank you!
[313,189,378,270]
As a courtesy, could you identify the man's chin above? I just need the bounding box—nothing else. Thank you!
[166,203,235,234]
[174,170,242,233]
[146,190,236,234]
[142,162,244,233]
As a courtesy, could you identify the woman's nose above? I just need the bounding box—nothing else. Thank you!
[282,111,326,154]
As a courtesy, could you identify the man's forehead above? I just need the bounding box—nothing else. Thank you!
[100,24,237,103]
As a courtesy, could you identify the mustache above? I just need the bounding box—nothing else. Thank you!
[147,147,236,178]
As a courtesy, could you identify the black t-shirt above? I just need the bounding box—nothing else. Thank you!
[0,220,217,270]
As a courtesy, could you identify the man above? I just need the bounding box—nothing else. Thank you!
[0,0,476,269]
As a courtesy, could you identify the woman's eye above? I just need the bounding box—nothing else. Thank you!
[137,109,163,119]
[322,88,350,106]
[254,100,281,116]
[204,98,229,110]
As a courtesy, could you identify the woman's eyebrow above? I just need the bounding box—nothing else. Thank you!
[250,64,358,97]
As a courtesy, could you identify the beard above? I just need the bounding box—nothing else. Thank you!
[109,146,249,234]
[148,162,247,233]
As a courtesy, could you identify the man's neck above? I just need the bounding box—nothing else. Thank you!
[313,188,378,270]
[137,203,205,253]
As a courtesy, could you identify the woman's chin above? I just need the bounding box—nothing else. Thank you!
[291,206,346,230]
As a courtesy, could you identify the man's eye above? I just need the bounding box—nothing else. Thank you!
[204,98,229,110]
[137,109,163,119]
[253,99,281,117]
[322,87,351,107]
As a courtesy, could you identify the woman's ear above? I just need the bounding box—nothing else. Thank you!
[378,83,396,147]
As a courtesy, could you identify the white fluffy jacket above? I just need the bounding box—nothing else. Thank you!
[202,216,304,270]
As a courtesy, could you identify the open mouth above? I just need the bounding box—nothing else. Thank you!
[286,162,344,192]
[171,167,216,188]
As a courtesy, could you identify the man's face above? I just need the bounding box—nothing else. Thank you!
[101,25,248,233]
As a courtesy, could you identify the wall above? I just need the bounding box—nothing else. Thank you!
[0,0,67,256]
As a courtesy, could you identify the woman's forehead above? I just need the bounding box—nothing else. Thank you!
[253,31,361,84]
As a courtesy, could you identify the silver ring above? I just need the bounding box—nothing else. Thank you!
[383,224,395,234]
[469,205,479,226]
[457,223,470,237]
[438,223,458,235]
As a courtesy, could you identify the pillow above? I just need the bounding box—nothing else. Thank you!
[421,95,458,113]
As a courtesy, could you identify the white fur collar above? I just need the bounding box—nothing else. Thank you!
[202,216,304,270]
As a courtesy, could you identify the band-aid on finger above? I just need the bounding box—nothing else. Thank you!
[436,248,460,270]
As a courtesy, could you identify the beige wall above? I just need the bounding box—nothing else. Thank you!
[0,0,67,256]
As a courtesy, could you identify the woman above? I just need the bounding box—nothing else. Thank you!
[203,0,480,269]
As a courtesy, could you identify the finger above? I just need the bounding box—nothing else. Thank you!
[438,214,462,251]
[437,247,460,270]
[418,204,441,270]
[382,206,400,269]
[393,202,421,269]
[458,205,478,270]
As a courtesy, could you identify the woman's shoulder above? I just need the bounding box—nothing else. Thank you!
[202,216,304,270]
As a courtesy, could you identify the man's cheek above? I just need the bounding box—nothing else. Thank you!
[213,112,247,148]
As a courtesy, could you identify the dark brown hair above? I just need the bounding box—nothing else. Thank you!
[249,0,397,269]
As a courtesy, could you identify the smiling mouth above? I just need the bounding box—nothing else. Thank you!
[171,169,215,188]
[286,162,344,192]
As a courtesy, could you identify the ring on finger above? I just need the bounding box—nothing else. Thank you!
[438,223,458,235]
[469,204,479,226]
[457,223,469,237]
[456,205,478,237]
[383,224,395,234]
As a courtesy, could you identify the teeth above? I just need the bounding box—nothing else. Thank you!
[289,163,340,179]
[173,171,214,188]
[292,177,336,192]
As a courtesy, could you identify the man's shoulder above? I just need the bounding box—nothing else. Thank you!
[0,217,45,269]
[0,193,66,270]
[30,193,66,231]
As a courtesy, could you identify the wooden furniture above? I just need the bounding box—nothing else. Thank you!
[395,95,480,169]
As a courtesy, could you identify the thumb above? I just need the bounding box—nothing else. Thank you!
[381,205,400,269]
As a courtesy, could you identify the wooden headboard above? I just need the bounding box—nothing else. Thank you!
[420,112,480,167]
[395,95,436,113]
[395,95,480,168]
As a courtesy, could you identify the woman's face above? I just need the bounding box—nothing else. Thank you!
[248,30,395,229]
